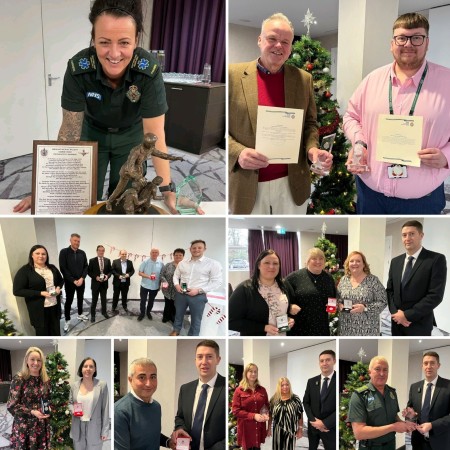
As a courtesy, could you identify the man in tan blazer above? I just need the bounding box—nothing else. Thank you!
[229,12,332,215]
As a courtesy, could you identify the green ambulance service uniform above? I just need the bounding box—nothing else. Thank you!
[61,47,168,199]
[348,381,399,450]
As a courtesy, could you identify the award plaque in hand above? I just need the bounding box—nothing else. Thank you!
[347,142,369,172]
[176,175,203,215]
[343,299,352,312]
[41,398,51,415]
[310,133,336,176]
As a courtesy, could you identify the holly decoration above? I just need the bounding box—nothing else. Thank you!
[287,35,356,214]
[339,360,369,449]
[45,351,72,449]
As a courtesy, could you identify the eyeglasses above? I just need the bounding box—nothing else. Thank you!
[392,35,428,46]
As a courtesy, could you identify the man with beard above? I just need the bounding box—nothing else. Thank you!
[343,13,450,214]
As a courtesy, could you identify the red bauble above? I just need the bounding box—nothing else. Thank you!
[324,91,332,98]
[306,63,314,71]
[359,375,365,381]
[346,422,352,428]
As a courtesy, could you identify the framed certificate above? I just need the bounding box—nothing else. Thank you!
[31,141,98,215]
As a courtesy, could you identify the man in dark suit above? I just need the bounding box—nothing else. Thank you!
[111,249,135,314]
[303,349,336,450]
[387,220,447,336]
[172,340,225,450]
[403,351,450,449]
[88,244,112,322]
[228,12,332,214]
[59,232,89,332]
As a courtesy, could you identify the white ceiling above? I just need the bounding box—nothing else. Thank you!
[228,338,335,364]
[229,0,450,37]
[0,338,69,351]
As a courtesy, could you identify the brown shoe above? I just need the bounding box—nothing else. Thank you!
[169,330,180,336]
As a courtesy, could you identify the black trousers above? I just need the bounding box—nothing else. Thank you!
[162,296,176,322]
[35,305,60,336]
[64,282,85,320]
[308,428,335,450]
[140,287,159,315]
[112,283,129,309]
[91,283,108,316]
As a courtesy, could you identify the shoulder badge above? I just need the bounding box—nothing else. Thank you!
[130,49,159,77]
[70,52,97,75]
[356,385,369,394]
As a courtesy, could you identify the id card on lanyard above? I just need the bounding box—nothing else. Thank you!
[375,64,428,176]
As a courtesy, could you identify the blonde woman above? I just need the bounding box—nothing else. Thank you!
[285,248,336,336]
[7,346,51,449]
[337,251,387,336]
[268,377,303,450]
[232,363,269,450]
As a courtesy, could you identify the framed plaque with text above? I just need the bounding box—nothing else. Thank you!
[31,141,98,215]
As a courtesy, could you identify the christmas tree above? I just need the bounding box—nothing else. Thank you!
[45,350,72,449]
[228,365,239,449]
[339,349,370,450]
[314,223,341,335]
[287,14,356,215]
[0,309,19,336]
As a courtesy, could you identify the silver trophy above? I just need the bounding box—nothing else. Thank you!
[176,175,203,215]
[310,133,336,176]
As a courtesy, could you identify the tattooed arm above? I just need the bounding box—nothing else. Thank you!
[13,109,84,212]
[58,109,84,141]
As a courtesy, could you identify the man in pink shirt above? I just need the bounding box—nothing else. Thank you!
[343,13,450,214]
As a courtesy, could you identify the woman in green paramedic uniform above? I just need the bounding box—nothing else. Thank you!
[15,0,197,214]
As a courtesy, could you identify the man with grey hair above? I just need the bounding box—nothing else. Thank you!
[348,356,416,450]
[114,358,174,450]
[229,12,332,215]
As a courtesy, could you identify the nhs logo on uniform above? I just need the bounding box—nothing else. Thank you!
[86,92,102,101]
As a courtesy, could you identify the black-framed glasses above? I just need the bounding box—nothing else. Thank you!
[393,35,428,46]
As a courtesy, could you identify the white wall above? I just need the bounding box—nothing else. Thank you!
[269,354,288,400]
[428,5,450,69]
[229,24,260,64]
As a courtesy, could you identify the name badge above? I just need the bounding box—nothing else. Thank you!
[276,314,289,332]
[387,164,408,178]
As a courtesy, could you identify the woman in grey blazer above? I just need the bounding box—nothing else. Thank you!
[70,357,110,449]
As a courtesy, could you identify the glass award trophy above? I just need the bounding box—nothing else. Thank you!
[176,175,203,215]
[73,402,84,417]
[310,133,336,176]
[260,404,269,419]
[276,314,290,332]
[41,398,51,415]
[181,282,188,294]
[347,141,369,172]
[176,438,190,450]
[404,407,418,423]
[47,286,57,297]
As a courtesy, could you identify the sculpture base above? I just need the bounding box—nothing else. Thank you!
[84,202,168,215]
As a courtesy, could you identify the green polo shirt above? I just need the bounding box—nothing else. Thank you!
[348,382,399,446]
[61,47,168,129]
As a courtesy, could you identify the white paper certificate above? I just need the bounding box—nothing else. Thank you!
[32,141,98,215]
[376,114,423,167]
[255,106,304,163]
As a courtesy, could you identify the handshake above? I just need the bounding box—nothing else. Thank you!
[400,407,432,435]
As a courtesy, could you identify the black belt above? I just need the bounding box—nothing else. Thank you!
[360,439,395,448]
[85,117,139,133]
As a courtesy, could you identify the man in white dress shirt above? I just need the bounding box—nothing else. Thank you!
[169,240,222,336]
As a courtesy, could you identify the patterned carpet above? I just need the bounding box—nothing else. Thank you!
[0,404,13,449]
[0,146,226,202]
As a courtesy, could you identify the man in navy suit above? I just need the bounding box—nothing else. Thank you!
[403,351,450,450]
[303,349,336,450]
[111,249,135,314]
[88,245,112,322]
[172,340,225,450]
[387,220,447,336]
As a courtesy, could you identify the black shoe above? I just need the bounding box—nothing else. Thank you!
[137,315,144,321]
[102,313,109,319]
[162,318,168,323]
[111,309,118,315]
[147,312,153,320]
[91,316,95,323]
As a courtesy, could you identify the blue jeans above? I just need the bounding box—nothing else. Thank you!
[173,292,208,336]
[140,287,159,316]
[356,177,445,214]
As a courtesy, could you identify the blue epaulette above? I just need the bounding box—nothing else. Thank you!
[69,50,97,75]
[130,48,159,77]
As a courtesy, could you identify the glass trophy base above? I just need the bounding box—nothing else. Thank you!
[176,205,198,215]
[310,163,329,176]
[277,325,290,332]
[347,163,369,172]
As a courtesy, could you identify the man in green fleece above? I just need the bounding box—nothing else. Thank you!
[115,358,175,450]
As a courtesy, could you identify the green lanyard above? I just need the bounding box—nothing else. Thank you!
[389,63,428,115]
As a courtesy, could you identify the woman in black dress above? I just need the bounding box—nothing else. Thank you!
[285,248,336,336]
[13,244,64,336]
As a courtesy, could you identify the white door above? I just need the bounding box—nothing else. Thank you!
[42,0,92,139]
[0,0,48,160]
[0,0,92,160]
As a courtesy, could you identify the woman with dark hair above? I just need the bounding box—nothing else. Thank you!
[285,248,336,336]
[232,363,269,450]
[268,377,303,450]
[14,0,191,214]
[13,244,64,336]
[69,357,110,449]
[160,248,185,323]
[229,249,299,336]
[7,346,51,449]
[337,251,387,336]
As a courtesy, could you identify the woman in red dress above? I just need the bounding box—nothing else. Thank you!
[232,363,270,450]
